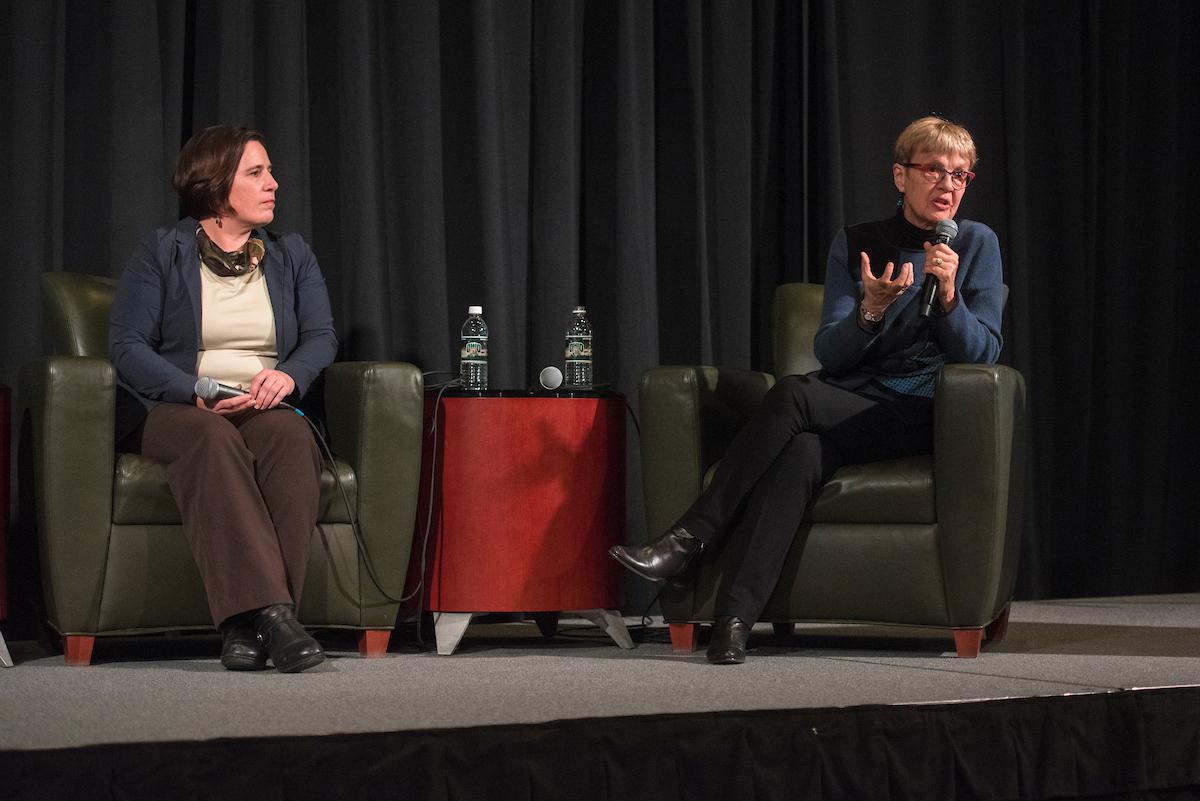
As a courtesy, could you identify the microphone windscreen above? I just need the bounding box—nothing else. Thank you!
[934,218,959,243]
[539,366,563,390]
[194,376,219,400]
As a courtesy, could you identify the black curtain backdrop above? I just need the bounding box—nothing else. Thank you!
[3,0,1198,603]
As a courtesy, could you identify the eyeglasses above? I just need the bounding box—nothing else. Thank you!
[900,162,975,189]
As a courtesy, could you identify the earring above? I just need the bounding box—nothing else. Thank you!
[896,192,904,208]
[215,215,223,228]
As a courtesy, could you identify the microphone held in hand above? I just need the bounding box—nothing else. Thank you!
[194,376,246,402]
[919,218,958,318]
[194,376,301,414]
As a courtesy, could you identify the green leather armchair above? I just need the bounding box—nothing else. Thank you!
[19,272,424,665]
[639,282,1025,657]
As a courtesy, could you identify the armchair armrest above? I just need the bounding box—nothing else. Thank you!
[18,356,117,634]
[323,362,424,622]
[933,363,1027,626]
[638,366,775,539]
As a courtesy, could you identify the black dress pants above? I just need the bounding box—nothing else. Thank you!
[675,374,933,625]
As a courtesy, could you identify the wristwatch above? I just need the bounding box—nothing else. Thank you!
[860,303,884,323]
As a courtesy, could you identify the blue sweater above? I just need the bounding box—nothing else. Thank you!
[109,218,338,412]
[813,213,1004,398]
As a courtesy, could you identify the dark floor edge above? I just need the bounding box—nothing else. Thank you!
[4,686,1200,801]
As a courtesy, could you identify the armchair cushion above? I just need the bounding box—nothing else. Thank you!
[111,453,359,525]
[702,455,936,524]
[807,456,935,524]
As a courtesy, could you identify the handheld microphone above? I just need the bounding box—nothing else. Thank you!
[919,218,958,318]
[194,376,301,414]
[195,376,247,402]
[539,366,563,390]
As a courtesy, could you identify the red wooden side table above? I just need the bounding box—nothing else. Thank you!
[405,390,632,655]
[1,385,11,667]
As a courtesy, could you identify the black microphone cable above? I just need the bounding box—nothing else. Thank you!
[421,370,464,390]
[193,378,393,598]
[301,413,417,606]
[279,372,461,653]
[407,375,461,650]
[308,370,461,652]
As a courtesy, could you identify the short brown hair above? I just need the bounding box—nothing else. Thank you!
[893,116,977,168]
[173,125,265,219]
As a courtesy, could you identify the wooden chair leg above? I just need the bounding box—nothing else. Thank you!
[64,635,95,666]
[358,629,390,658]
[669,622,700,652]
[985,604,1011,644]
[952,628,983,658]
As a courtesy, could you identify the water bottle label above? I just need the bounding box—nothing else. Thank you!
[461,340,488,360]
[565,339,592,359]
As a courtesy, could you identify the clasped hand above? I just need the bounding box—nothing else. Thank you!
[196,369,297,414]
[921,240,959,310]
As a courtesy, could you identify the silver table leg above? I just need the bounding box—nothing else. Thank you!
[575,609,635,650]
[433,612,474,655]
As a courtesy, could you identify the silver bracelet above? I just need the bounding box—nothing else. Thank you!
[859,302,885,323]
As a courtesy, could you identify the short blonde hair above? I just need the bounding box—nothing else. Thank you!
[893,116,977,168]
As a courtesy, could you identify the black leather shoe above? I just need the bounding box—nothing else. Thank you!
[608,526,703,582]
[254,604,325,673]
[706,616,750,664]
[220,622,270,671]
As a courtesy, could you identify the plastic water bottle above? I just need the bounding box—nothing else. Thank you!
[460,305,488,390]
[564,306,593,388]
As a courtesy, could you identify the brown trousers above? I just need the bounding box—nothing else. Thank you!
[140,403,322,628]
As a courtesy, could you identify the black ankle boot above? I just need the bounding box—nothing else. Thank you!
[220,619,269,671]
[253,604,325,673]
[706,616,750,664]
[608,526,703,582]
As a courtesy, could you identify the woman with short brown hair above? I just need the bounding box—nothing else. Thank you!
[110,125,337,673]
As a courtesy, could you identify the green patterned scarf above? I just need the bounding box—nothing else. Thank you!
[196,226,265,277]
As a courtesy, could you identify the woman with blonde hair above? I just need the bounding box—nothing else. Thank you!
[611,116,1004,664]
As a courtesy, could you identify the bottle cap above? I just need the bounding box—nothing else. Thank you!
[468,305,483,314]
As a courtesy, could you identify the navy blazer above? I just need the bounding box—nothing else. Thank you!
[109,217,338,435]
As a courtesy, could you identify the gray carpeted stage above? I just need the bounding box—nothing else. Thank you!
[2,593,1199,752]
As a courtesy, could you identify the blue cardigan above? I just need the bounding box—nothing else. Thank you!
[813,216,1003,398]
[109,217,338,416]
